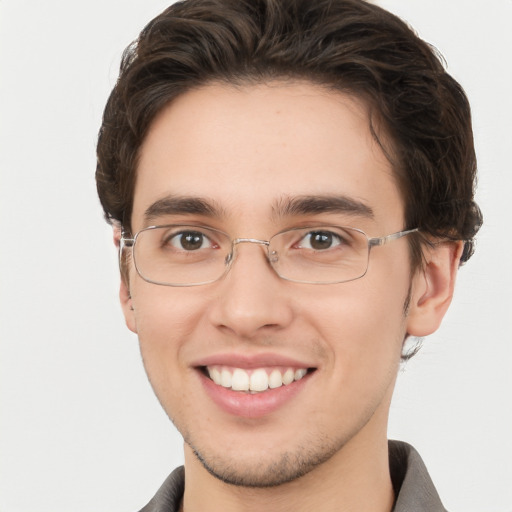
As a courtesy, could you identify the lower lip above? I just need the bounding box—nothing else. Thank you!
[198,370,312,419]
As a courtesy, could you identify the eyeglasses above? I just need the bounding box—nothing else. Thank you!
[120,225,418,286]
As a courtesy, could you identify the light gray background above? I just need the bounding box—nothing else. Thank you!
[1,1,511,511]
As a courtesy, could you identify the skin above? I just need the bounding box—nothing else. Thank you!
[119,82,462,511]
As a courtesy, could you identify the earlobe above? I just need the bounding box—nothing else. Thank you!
[406,241,464,337]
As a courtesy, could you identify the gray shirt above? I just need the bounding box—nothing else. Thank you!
[139,440,447,511]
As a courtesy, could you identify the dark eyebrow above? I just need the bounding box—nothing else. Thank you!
[143,193,373,225]
[272,195,374,220]
[143,195,225,224]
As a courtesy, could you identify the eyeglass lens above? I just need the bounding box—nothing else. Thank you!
[132,225,371,286]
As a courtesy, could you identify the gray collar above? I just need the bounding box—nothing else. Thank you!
[389,440,447,511]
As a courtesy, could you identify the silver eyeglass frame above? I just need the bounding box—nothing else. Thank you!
[119,226,419,286]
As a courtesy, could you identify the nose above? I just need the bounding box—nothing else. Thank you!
[208,240,294,339]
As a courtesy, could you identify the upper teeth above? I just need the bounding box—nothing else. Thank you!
[207,366,308,393]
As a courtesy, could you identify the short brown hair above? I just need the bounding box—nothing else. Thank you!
[96,0,482,265]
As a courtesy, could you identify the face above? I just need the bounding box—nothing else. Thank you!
[123,82,422,486]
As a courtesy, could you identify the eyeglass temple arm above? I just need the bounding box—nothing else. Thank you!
[368,228,419,248]
[118,236,135,270]
[120,234,135,249]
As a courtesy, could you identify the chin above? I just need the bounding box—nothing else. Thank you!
[186,432,344,488]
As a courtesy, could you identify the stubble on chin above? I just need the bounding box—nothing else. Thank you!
[185,432,345,488]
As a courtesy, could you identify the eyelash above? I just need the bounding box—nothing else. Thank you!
[295,231,345,250]
[163,230,217,251]
[159,227,351,254]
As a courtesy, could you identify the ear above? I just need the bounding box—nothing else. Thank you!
[406,240,464,337]
[113,224,138,334]
[120,280,138,334]
[112,223,122,249]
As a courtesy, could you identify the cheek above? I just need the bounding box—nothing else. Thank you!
[130,285,209,387]
[303,275,408,381]
[133,282,207,336]
[281,281,406,439]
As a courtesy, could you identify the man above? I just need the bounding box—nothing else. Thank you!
[96,0,482,510]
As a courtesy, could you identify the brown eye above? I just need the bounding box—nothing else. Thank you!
[300,231,341,250]
[310,232,333,250]
[170,231,210,251]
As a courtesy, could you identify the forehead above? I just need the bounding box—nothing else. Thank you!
[133,81,403,233]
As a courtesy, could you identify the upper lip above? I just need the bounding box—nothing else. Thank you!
[191,352,316,370]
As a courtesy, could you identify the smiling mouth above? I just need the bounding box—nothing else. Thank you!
[201,365,315,393]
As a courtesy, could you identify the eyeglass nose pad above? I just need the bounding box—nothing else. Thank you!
[225,252,234,266]
[269,250,279,263]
